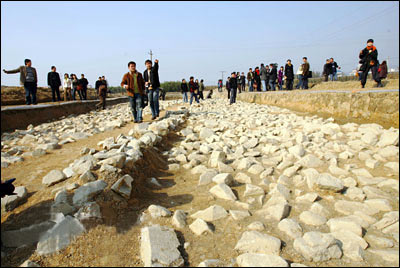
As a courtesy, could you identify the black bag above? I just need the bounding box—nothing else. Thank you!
[141,91,149,108]
[308,71,313,78]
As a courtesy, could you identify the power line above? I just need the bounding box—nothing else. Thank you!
[148,49,153,61]
[220,71,226,82]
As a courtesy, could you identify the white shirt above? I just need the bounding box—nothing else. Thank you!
[63,78,71,89]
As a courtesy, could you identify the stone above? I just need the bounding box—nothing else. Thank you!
[378,146,398,158]
[229,210,251,221]
[295,193,319,203]
[269,183,291,200]
[314,173,344,192]
[236,253,288,267]
[42,170,67,187]
[299,211,327,226]
[198,259,223,267]
[278,218,303,239]
[234,231,281,255]
[32,149,46,157]
[74,202,101,220]
[192,165,208,175]
[361,132,378,146]
[243,184,265,197]
[384,162,399,173]
[248,164,265,175]
[62,167,75,178]
[327,217,363,237]
[377,131,399,147]
[54,190,68,204]
[168,163,180,172]
[265,202,291,221]
[189,218,213,235]
[212,173,234,186]
[99,154,126,169]
[148,205,172,218]
[72,180,108,206]
[172,210,187,229]
[293,231,342,262]
[365,159,379,169]
[50,202,76,216]
[247,221,265,231]
[289,145,305,158]
[244,138,258,149]
[364,199,392,212]
[20,260,41,267]
[373,211,399,230]
[36,215,85,255]
[200,128,215,140]
[176,154,187,163]
[1,186,28,212]
[344,187,366,201]
[199,170,218,186]
[365,235,394,248]
[208,151,226,168]
[191,205,228,221]
[298,154,324,168]
[352,168,373,178]
[111,174,134,199]
[209,183,237,201]
[235,173,252,184]
[140,225,184,267]
[368,249,399,264]
[79,170,96,183]
[328,165,349,176]
[217,161,234,173]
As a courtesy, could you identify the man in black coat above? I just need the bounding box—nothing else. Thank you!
[268,64,278,91]
[47,66,62,102]
[323,59,331,82]
[79,74,89,100]
[284,60,294,90]
[359,39,382,88]
[143,59,161,119]
[229,72,237,104]
[226,77,231,99]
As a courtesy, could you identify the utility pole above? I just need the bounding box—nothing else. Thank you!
[148,49,153,61]
[220,71,225,82]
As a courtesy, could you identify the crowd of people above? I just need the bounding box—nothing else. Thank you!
[180,78,212,105]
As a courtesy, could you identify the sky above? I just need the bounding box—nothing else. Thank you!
[1,1,399,87]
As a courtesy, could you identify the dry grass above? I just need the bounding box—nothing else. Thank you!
[310,78,399,91]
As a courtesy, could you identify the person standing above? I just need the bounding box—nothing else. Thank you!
[295,64,303,89]
[378,60,388,80]
[143,59,161,119]
[260,63,267,91]
[3,59,38,105]
[323,59,331,82]
[269,64,277,91]
[47,66,62,102]
[71,74,83,100]
[236,72,242,93]
[96,77,107,110]
[181,79,189,103]
[226,77,231,99]
[79,74,89,100]
[218,79,223,92]
[121,61,145,123]
[330,58,340,81]
[301,57,310,89]
[247,68,254,92]
[278,66,284,90]
[254,67,261,91]
[265,65,271,91]
[359,39,382,88]
[199,79,205,100]
[229,72,238,105]
[240,72,246,92]
[95,76,102,97]
[284,59,294,90]
[62,73,72,101]
[189,76,199,105]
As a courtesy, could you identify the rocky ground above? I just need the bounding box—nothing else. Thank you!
[1,96,399,267]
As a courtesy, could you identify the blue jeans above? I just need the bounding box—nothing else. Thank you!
[295,75,303,89]
[261,80,267,92]
[182,92,188,102]
[230,88,237,104]
[190,92,199,104]
[302,77,309,89]
[148,89,160,117]
[248,81,253,92]
[72,87,83,100]
[24,82,37,105]
[278,81,283,90]
[331,72,338,81]
[269,80,276,91]
[128,94,143,122]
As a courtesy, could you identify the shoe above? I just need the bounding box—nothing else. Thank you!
[151,116,156,120]
[139,120,143,123]
[134,120,139,123]
[361,85,365,88]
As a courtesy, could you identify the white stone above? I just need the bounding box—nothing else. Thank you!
[148,205,172,218]
[234,231,281,255]
[236,253,288,267]
[172,210,187,229]
[199,170,218,186]
[72,180,107,206]
[289,145,305,158]
[314,173,344,192]
[74,202,101,220]
[278,218,303,239]
[247,221,265,231]
[235,173,252,184]
[189,218,213,235]
[377,131,399,147]
[191,205,228,221]
[209,183,237,201]
[212,173,234,186]
[42,170,67,187]
[111,174,134,199]
[299,211,327,226]
[327,217,363,237]
[244,184,264,197]
[229,210,251,221]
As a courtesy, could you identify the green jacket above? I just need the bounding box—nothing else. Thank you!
[4,65,38,85]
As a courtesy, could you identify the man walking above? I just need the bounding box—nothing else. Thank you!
[79,74,89,100]
[47,66,62,102]
[247,68,254,92]
[189,76,199,105]
[121,61,145,123]
[330,58,340,81]
[96,77,107,110]
[143,59,161,120]
[229,72,237,105]
[301,57,310,89]
[323,59,331,82]
[359,39,382,88]
[260,63,267,91]
[3,59,38,105]
[269,64,277,91]
[284,59,294,90]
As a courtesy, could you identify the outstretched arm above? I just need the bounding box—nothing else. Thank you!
[3,67,21,74]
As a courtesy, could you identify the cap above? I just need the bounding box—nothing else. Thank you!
[367,39,374,43]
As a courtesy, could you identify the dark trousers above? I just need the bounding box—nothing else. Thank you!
[230,88,237,104]
[324,74,329,82]
[51,86,61,102]
[361,65,381,86]
[24,82,37,105]
[199,90,204,100]
[96,94,106,109]
[72,87,83,100]
[82,87,87,100]
[238,84,242,93]
[302,76,309,89]
[227,88,231,99]
[286,79,293,90]
[128,94,143,121]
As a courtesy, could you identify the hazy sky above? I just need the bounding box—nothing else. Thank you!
[1,1,399,87]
